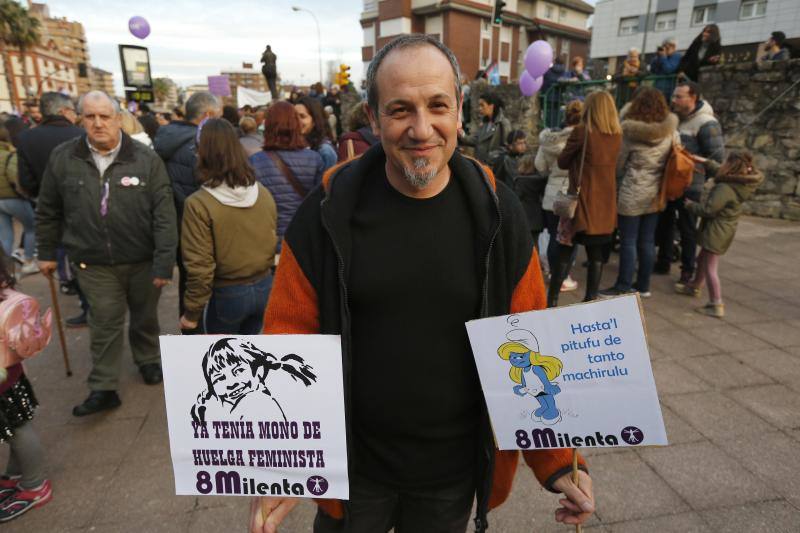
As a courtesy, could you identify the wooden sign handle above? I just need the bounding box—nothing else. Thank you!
[572,448,581,533]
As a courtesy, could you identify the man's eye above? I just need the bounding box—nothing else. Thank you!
[390,108,408,116]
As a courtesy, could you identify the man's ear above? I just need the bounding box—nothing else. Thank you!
[365,102,380,137]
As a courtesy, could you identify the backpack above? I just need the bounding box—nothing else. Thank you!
[660,141,695,203]
[0,289,53,369]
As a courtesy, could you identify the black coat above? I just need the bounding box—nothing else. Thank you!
[678,37,722,82]
[153,120,198,219]
[513,173,547,233]
[15,116,83,198]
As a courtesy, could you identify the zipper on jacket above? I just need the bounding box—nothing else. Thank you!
[474,161,503,529]
[319,194,354,506]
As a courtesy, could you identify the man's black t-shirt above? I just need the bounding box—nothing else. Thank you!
[349,169,483,489]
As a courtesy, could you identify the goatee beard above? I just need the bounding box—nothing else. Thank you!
[403,157,438,190]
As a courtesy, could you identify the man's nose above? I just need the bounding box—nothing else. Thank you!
[408,110,433,141]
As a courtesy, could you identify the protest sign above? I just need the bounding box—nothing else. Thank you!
[466,295,667,451]
[160,335,348,499]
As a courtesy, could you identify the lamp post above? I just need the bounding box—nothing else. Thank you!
[292,6,323,84]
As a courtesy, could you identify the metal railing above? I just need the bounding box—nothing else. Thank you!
[539,74,679,129]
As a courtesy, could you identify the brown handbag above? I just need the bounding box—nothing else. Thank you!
[552,126,588,219]
[266,152,308,197]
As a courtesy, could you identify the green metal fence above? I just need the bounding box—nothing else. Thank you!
[539,74,678,129]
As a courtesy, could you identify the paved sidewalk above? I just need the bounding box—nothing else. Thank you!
[3,216,800,532]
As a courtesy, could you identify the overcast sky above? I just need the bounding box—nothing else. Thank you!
[43,0,364,93]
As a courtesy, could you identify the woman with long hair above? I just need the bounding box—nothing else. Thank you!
[600,87,679,298]
[250,101,324,251]
[294,96,337,171]
[678,24,722,82]
[180,118,278,334]
[459,92,512,163]
[549,91,622,306]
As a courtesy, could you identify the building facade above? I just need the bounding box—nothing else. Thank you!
[0,41,78,113]
[220,69,269,105]
[29,2,92,95]
[360,0,593,83]
[591,0,800,73]
[89,67,115,97]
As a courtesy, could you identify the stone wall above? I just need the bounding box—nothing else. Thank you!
[699,59,800,221]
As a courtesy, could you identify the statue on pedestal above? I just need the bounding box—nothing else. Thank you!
[260,45,278,100]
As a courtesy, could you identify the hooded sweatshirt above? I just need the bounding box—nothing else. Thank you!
[687,162,763,255]
[180,182,278,322]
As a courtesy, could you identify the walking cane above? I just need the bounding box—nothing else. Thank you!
[45,273,72,377]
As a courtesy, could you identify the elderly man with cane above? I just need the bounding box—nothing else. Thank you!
[36,91,178,416]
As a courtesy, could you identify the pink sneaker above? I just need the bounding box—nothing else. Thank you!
[0,479,52,522]
[0,476,20,505]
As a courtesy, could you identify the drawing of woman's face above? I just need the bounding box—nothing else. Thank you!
[509,351,531,369]
[211,362,256,406]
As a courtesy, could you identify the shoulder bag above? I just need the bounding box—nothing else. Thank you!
[552,126,588,219]
[266,152,309,198]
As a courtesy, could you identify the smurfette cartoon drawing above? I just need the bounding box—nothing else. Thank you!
[191,338,316,424]
[497,329,563,425]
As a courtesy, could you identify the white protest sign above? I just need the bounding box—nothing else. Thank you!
[466,295,667,451]
[160,335,348,499]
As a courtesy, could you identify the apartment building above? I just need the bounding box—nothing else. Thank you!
[360,0,593,83]
[591,0,800,73]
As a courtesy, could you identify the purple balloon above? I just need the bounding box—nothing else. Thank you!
[519,71,543,96]
[129,16,150,40]
[524,40,554,78]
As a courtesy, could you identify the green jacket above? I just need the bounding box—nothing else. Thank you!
[687,163,763,255]
[0,143,20,200]
[36,133,178,278]
[181,184,277,322]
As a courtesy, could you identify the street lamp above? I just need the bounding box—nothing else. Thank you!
[292,6,323,84]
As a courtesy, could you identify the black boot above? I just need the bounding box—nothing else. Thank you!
[584,261,604,302]
[548,261,569,308]
[72,391,121,417]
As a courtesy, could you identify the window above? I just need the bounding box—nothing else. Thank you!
[618,16,639,36]
[654,11,677,31]
[560,8,567,20]
[561,39,571,57]
[692,6,716,26]
[740,0,767,19]
[545,5,553,19]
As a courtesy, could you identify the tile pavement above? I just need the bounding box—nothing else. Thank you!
[2,216,799,532]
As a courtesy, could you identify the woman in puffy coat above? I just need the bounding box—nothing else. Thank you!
[600,87,678,298]
[250,101,324,252]
[536,100,583,289]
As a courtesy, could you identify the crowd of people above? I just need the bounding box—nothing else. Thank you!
[0,26,787,529]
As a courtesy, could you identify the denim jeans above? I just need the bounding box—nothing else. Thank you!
[615,213,660,292]
[656,198,698,276]
[203,274,272,335]
[0,198,35,259]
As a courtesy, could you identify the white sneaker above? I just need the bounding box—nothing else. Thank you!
[19,261,40,276]
[10,249,24,265]
[560,276,578,292]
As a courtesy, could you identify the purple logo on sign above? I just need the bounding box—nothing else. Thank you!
[620,426,644,445]
[306,475,329,496]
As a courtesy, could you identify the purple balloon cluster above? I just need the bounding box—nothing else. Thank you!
[129,16,150,40]
[519,40,553,96]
